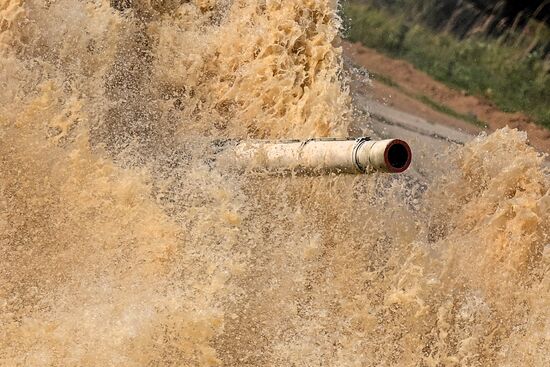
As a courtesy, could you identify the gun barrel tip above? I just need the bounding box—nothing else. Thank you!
[385,139,412,173]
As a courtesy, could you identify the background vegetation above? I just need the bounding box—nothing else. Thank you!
[342,0,550,129]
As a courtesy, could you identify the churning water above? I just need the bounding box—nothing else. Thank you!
[0,1,548,365]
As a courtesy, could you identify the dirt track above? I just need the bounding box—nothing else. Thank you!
[343,41,550,155]
[346,59,550,174]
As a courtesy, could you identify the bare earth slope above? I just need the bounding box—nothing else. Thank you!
[343,41,550,154]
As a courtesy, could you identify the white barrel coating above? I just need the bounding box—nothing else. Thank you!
[226,137,411,174]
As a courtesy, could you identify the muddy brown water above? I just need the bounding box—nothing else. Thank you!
[1,1,549,366]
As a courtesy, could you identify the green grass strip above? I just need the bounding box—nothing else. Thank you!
[343,2,550,129]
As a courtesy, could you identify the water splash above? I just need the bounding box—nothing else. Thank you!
[1,1,548,366]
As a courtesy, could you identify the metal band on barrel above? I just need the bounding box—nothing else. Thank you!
[352,137,371,173]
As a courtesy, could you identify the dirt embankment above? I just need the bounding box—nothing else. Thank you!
[343,41,550,154]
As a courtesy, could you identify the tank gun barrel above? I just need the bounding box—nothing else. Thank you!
[223,137,412,174]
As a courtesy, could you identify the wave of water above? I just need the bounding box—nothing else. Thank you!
[1,1,548,365]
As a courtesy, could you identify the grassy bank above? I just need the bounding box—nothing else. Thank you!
[342,3,550,129]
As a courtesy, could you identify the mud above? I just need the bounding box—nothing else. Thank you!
[1,1,549,366]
